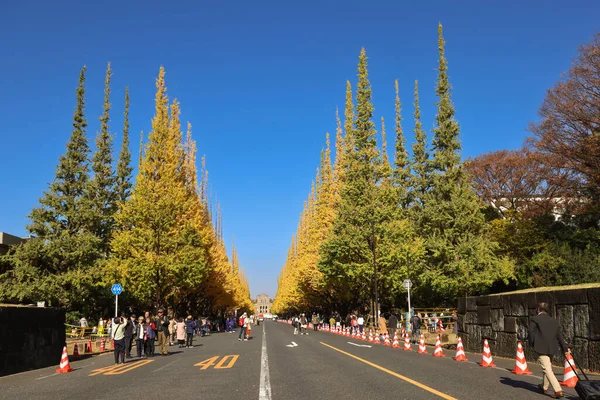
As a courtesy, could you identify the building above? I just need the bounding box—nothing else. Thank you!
[0,232,26,255]
[253,293,273,315]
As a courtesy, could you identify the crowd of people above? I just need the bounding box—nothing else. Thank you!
[83,310,250,365]
[286,310,458,342]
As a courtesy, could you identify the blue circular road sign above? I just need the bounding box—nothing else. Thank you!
[111,283,123,295]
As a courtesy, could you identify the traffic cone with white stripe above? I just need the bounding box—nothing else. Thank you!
[418,334,428,354]
[100,337,106,352]
[438,319,445,333]
[374,333,381,345]
[480,339,496,367]
[403,333,412,351]
[392,332,400,348]
[72,341,79,356]
[56,346,73,373]
[86,338,93,354]
[560,353,578,388]
[453,337,468,361]
[433,335,445,357]
[368,330,373,343]
[361,331,366,341]
[383,333,391,347]
[511,341,532,374]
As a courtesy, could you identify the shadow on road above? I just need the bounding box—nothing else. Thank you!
[499,376,539,393]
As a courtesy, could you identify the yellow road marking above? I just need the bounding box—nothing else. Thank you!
[320,342,457,400]
[89,360,154,376]
[105,360,153,375]
[194,356,220,370]
[215,355,239,369]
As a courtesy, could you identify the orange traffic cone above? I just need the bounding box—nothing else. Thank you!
[511,341,532,374]
[361,331,366,341]
[392,333,400,348]
[383,333,391,347]
[453,337,468,361]
[418,334,428,354]
[560,353,578,388]
[433,335,445,357]
[100,337,106,352]
[368,330,373,343]
[438,319,445,333]
[374,333,381,345]
[72,341,79,357]
[56,346,73,373]
[480,339,496,367]
[403,333,412,351]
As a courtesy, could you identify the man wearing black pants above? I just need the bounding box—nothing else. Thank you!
[135,316,145,358]
[124,315,135,358]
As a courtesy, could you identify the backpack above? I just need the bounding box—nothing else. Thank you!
[239,317,245,327]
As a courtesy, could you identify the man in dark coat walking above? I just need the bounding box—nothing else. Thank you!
[528,301,570,399]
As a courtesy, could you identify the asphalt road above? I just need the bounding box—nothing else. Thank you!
[0,321,585,400]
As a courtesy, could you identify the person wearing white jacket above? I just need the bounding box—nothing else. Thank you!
[111,317,127,364]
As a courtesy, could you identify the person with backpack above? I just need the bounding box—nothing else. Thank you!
[238,313,248,341]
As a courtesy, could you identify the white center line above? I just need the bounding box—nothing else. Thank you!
[259,323,272,400]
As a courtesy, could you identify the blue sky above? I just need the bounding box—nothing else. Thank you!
[1,1,598,298]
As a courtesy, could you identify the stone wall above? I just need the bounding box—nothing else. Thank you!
[0,305,66,376]
[457,285,600,372]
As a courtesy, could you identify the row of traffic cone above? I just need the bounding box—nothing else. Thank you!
[320,324,578,387]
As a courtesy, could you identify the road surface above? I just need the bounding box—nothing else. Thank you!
[0,321,583,399]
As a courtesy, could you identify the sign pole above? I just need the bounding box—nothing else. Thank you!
[115,294,118,318]
[407,285,411,318]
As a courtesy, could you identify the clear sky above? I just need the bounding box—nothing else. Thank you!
[1,1,598,298]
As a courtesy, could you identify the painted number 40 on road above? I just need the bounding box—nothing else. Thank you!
[194,355,239,370]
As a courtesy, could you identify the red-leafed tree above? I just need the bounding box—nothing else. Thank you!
[529,32,600,213]
[466,148,578,219]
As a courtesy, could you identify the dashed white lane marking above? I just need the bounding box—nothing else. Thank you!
[259,323,272,400]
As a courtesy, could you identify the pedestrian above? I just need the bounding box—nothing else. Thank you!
[299,313,308,335]
[238,313,247,341]
[144,317,156,357]
[357,315,364,334]
[169,317,177,346]
[378,313,388,338]
[329,316,336,330]
[135,316,145,358]
[185,315,196,348]
[528,301,570,399]
[388,313,398,339]
[156,309,170,355]
[176,317,186,348]
[245,317,252,340]
[98,317,104,335]
[451,311,458,334]
[124,314,136,358]
[410,313,421,344]
[111,316,127,364]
